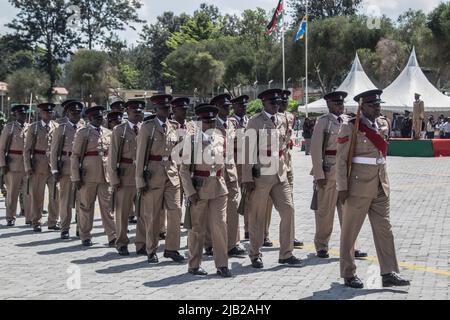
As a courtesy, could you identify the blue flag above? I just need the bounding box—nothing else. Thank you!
[294,16,308,41]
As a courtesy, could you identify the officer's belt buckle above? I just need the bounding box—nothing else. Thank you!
[376,158,385,165]
[210,170,217,177]
[162,156,169,161]
[99,151,104,157]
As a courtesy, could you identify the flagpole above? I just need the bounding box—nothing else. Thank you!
[282,0,286,90]
[305,1,309,117]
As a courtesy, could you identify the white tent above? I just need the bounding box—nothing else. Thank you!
[303,53,377,113]
[382,48,450,112]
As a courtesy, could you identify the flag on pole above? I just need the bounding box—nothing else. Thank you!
[294,15,308,41]
[267,0,284,35]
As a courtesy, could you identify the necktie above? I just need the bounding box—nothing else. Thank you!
[73,125,77,131]
[162,123,167,133]
[223,122,228,129]
[44,125,50,133]
[338,117,342,124]
[271,116,276,126]
[181,124,186,130]
[133,125,139,136]
[96,127,101,134]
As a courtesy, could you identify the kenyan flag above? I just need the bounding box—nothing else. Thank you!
[267,0,284,35]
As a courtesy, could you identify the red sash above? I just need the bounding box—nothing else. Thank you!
[359,122,389,158]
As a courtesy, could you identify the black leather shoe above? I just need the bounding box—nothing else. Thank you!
[164,250,185,263]
[263,238,273,247]
[382,273,410,287]
[117,246,130,256]
[217,267,232,278]
[344,276,364,289]
[48,224,61,231]
[294,239,304,247]
[108,238,117,247]
[204,247,213,256]
[228,246,247,256]
[33,226,42,232]
[148,253,159,264]
[317,250,330,258]
[251,257,264,269]
[61,231,70,240]
[6,220,15,227]
[136,248,147,256]
[188,267,208,276]
[159,232,166,240]
[244,232,249,240]
[128,216,138,224]
[279,256,304,266]
[354,250,368,258]
[82,239,93,247]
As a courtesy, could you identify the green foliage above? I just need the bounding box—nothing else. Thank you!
[7,68,50,103]
[118,63,140,89]
[246,99,263,116]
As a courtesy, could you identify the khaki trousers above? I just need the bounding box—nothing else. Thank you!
[413,119,422,139]
[21,177,31,222]
[340,185,399,278]
[30,172,59,228]
[205,180,240,251]
[142,180,181,254]
[248,175,294,260]
[5,171,23,221]
[114,185,136,248]
[59,175,78,232]
[188,195,228,269]
[134,216,147,252]
[78,182,116,242]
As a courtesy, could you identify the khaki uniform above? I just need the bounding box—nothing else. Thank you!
[412,100,425,139]
[108,121,145,249]
[23,121,59,228]
[180,129,229,269]
[243,112,295,261]
[336,115,399,278]
[310,113,345,251]
[50,122,79,232]
[70,125,116,242]
[0,122,26,222]
[204,118,240,251]
[135,118,182,255]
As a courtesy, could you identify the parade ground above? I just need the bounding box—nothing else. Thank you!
[0,150,449,300]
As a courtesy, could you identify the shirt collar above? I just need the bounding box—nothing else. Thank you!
[362,115,379,130]
[127,120,138,130]
[263,111,276,120]
[90,124,101,131]
[68,120,76,127]
[41,120,50,128]
[218,117,226,126]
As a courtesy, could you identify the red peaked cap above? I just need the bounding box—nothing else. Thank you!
[354,89,384,104]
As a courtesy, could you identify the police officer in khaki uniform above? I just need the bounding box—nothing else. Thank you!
[71,106,116,247]
[135,94,184,263]
[110,100,125,113]
[180,103,232,277]
[106,112,124,131]
[56,100,76,125]
[50,101,83,239]
[336,89,410,288]
[204,94,246,257]
[24,103,60,232]
[310,91,367,258]
[242,89,303,269]
[412,93,425,139]
[0,105,29,226]
[108,101,144,256]
[230,95,250,239]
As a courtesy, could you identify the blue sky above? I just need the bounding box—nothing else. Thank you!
[0,0,444,44]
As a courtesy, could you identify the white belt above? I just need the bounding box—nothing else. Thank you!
[352,157,386,165]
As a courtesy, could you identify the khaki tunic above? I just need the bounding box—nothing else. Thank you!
[336,115,399,278]
[412,100,425,138]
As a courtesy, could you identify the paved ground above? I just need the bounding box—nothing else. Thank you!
[0,150,449,300]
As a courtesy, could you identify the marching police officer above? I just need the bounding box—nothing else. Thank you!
[71,106,116,247]
[50,101,83,239]
[108,101,145,256]
[207,93,246,257]
[0,105,29,227]
[310,91,367,258]
[336,89,410,288]
[180,103,232,277]
[242,89,302,269]
[135,94,184,263]
[24,103,60,232]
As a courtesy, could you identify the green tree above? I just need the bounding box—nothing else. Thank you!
[289,0,363,25]
[7,0,80,100]
[0,34,34,80]
[72,0,144,49]
[7,68,50,103]
[65,49,118,106]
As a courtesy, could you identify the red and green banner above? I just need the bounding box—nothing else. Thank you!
[267,0,283,35]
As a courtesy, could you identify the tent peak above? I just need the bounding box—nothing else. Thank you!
[351,52,364,72]
[407,47,419,68]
